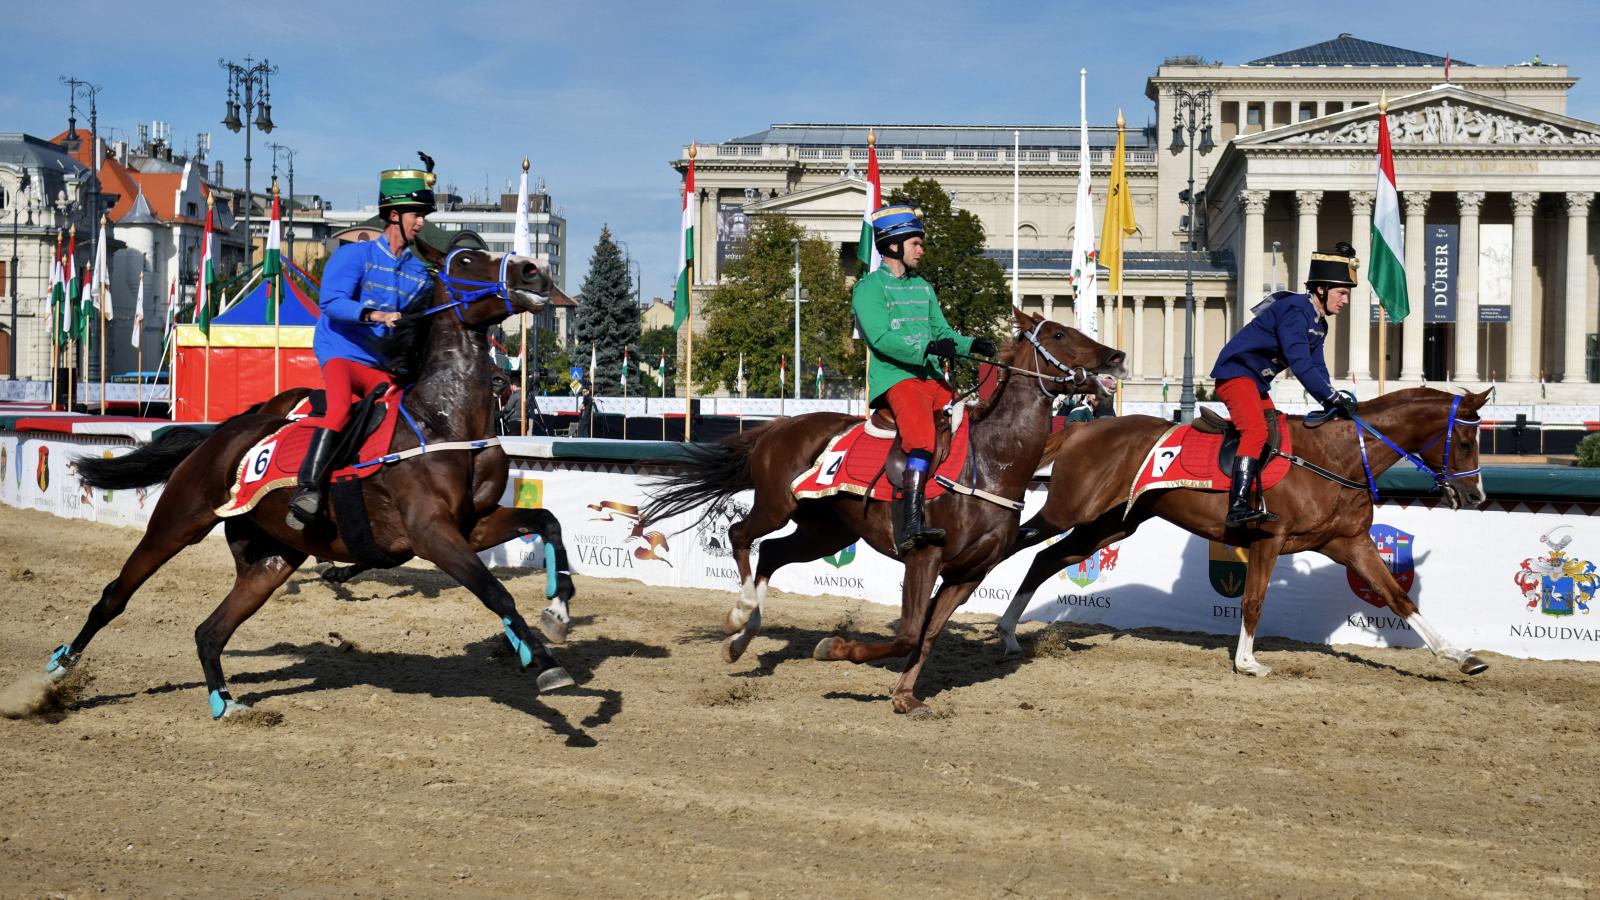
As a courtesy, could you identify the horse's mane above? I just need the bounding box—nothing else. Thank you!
[965,336,1024,423]
[374,287,438,387]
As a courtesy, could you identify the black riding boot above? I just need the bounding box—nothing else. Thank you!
[1224,456,1268,528]
[895,461,946,555]
[286,428,337,530]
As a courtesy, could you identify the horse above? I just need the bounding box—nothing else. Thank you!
[642,309,1127,715]
[993,387,1491,677]
[247,385,578,643]
[65,243,579,719]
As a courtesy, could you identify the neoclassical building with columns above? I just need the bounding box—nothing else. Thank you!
[673,34,1600,403]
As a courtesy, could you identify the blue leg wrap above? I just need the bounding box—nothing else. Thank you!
[502,617,534,669]
[45,644,77,676]
[906,455,930,473]
[545,542,559,599]
[209,689,231,720]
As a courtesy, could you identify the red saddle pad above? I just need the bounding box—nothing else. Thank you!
[1125,416,1293,513]
[792,415,971,502]
[215,394,403,517]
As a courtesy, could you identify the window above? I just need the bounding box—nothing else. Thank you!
[1247,104,1262,126]
[0,260,7,296]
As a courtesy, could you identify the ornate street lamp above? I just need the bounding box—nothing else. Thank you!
[1170,86,1215,422]
[219,56,279,274]
[270,143,297,263]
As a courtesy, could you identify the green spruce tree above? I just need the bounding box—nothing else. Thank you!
[885,177,1010,343]
[698,214,856,397]
[573,226,641,395]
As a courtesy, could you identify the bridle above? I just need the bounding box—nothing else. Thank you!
[400,249,541,325]
[1282,394,1483,502]
[961,320,1097,398]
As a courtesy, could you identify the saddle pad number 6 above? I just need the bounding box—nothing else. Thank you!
[243,441,278,484]
[1150,446,1179,478]
[814,449,846,486]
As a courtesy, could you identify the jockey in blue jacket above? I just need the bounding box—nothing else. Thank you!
[1210,241,1360,527]
[286,160,436,529]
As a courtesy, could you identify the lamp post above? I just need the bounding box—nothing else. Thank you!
[9,172,35,378]
[789,238,808,397]
[269,143,296,265]
[60,77,103,297]
[1169,86,1215,422]
[218,56,277,274]
[1271,239,1281,292]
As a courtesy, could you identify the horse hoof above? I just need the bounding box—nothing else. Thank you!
[535,667,576,692]
[45,645,79,681]
[1459,654,1489,676]
[721,633,750,664]
[538,609,570,645]
[893,698,933,718]
[1234,661,1273,677]
[812,637,838,662]
[723,607,751,636]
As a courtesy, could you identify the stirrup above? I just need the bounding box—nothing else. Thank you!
[286,488,321,530]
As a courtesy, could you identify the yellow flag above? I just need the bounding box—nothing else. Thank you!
[1100,110,1138,294]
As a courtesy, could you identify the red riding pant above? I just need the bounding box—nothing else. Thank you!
[1215,376,1277,460]
[883,378,953,454]
[308,358,393,432]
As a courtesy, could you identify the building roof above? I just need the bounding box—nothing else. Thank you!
[1246,34,1470,68]
[987,249,1235,278]
[119,188,161,225]
[726,124,1154,151]
[50,127,149,224]
[0,132,89,176]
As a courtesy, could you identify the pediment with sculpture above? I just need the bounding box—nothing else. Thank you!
[1282,97,1600,146]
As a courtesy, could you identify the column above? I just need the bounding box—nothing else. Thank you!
[1262,99,1274,131]
[1163,296,1176,378]
[1238,190,1270,324]
[1295,190,1323,287]
[1041,293,1055,322]
[1562,192,1594,382]
[1455,191,1485,381]
[1131,296,1146,379]
[1510,191,1539,382]
[1400,191,1430,381]
[1237,101,1248,135]
[1103,295,1116,347]
[1193,296,1207,382]
[1347,190,1375,382]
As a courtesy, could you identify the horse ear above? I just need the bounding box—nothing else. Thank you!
[1011,307,1032,332]
[1467,387,1493,410]
[413,238,446,269]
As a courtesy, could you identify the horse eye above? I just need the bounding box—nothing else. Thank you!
[1054,331,1065,340]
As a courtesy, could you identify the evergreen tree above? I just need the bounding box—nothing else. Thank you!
[572,226,641,394]
[885,177,1010,343]
[698,214,856,396]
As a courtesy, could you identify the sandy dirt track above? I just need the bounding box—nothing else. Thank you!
[0,502,1597,898]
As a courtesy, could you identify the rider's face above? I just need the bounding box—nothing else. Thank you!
[1320,285,1352,317]
[401,211,428,241]
[901,236,925,269]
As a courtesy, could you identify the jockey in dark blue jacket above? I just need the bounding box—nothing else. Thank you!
[1210,241,1360,527]
[286,160,436,529]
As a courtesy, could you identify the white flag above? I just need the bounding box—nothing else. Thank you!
[132,270,145,349]
[93,224,111,321]
[1069,68,1099,340]
[513,159,532,257]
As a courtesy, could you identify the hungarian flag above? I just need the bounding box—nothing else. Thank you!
[620,347,629,387]
[48,232,65,347]
[263,184,283,324]
[1069,72,1099,339]
[132,269,145,349]
[779,353,786,392]
[657,348,667,390]
[163,276,178,343]
[1100,111,1138,295]
[65,229,80,344]
[1370,105,1409,322]
[736,352,745,394]
[673,155,695,330]
[196,201,217,336]
[855,132,882,274]
[814,356,824,398]
[91,221,110,325]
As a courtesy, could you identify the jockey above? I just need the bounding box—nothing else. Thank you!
[852,204,997,554]
[1210,241,1361,528]
[286,161,436,530]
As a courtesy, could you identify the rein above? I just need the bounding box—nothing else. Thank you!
[1274,395,1482,501]
[961,321,1094,396]
[399,249,541,325]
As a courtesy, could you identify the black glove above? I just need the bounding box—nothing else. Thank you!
[1323,390,1358,420]
[925,338,958,360]
[970,336,998,358]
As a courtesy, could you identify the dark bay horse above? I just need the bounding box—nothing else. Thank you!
[994,387,1491,676]
[643,310,1126,715]
[66,244,578,718]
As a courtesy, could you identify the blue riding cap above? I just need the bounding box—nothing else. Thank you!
[870,205,924,244]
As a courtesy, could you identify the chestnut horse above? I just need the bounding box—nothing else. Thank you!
[643,310,1126,715]
[994,387,1491,676]
[67,244,579,719]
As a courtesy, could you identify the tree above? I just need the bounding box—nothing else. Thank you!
[572,226,641,394]
[885,177,1010,343]
[698,214,857,397]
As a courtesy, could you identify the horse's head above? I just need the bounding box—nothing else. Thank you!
[1007,308,1127,399]
[414,240,571,328]
[1428,387,1490,510]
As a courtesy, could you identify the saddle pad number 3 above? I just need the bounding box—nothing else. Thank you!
[243,441,278,484]
[1150,446,1179,478]
[814,449,846,486]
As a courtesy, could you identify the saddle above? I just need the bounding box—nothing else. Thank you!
[792,406,970,503]
[1123,411,1293,516]
[1193,407,1285,471]
[292,386,394,472]
[864,404,959,490]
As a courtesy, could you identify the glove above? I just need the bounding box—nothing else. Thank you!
[970,336,998,358]
[925,338,958,360]
[1323,390,1358,420]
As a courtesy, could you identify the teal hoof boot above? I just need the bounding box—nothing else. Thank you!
[209,689,252,720]
[535,667,575,692]
[502,618,536,669]
[45,644,79,681]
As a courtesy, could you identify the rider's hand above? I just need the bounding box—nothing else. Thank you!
[1323,390,1358,420]
[970,336,998,358]
[925,338,958,360]
[365,310,403,327]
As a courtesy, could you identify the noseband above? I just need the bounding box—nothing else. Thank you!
[1292,394,1482,502]
[965,321,1095,397]
[401,249,542,324]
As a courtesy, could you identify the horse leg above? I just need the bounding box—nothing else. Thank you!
[886,578,982,717]
[1324,534,1488,676]
[462,507,577,643]
[320,562,369,584]
[724,494,800,640]
[408,520,574,692]
[996,510,1141,655]
[195,520,308,718]
[1233,536,1284,676]
[813,551,940,670]
[47,483,222,679]
[724,508,852,664]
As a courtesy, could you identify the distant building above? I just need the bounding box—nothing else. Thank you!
[641,298,675,331]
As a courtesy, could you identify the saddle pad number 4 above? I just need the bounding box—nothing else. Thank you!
[1150,446,1179,478]
[243,441,278,484]
[814,449,846,486]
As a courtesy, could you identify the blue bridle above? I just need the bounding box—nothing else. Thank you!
[403,249,537,324]
[1343,394,1483,501]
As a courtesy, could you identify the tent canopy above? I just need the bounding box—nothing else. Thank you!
[215,258,321,326]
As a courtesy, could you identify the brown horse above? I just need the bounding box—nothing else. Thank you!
[65,243,579,719]
[643,310,1126,715]
[994,387,1491,676]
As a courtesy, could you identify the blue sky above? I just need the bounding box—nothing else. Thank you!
[3,1,1596,299]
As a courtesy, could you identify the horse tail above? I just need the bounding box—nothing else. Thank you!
[641,429,763,530]
[74,427,212,490]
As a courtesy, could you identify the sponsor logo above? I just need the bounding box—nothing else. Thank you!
[1509,623,1600,642]
[694,497,751,559]
[1346,613,1413,631]
[1213,604,1241,619]
[582,499,672,567]
[971,585,1011,601]
[1054,540,1120,588]
[35,445,48,493]
[823,542,857,569]
[1209,541,1247,598]
[1346,524,1415,608]
[512,477,543,544]
[1514,526,1596,618]
[705,566,740,583]
[1053,593,1111,608]
[813,574,865,590]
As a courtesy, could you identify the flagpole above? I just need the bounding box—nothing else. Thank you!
[1012,129,1020,309]
[1113,113,1126,416]
[519,321,529,435]
[96,215,107,415]
[272,180,282,395]
[135,272,143,413]
[516,156,532,437]
[1378,307,1389,396]
[684,145,697,443]
[622,349,629,441]
[167,277,178,421]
